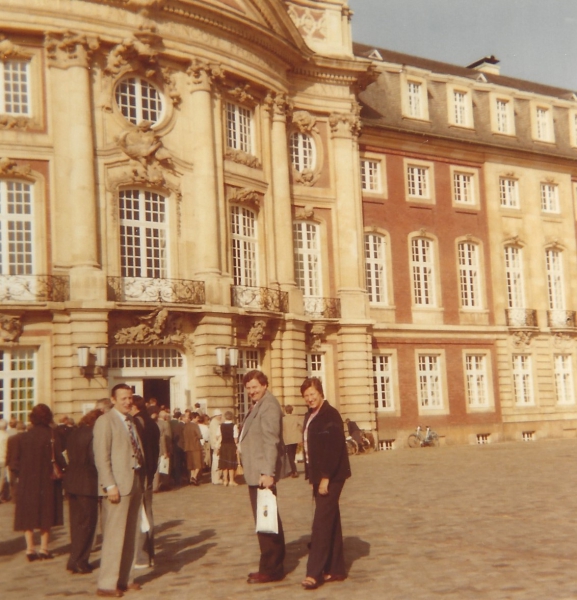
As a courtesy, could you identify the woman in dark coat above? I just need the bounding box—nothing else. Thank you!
[63,408,102,574]
[11,403,66,561]
[300,377,351,590]
[218,410,239,486]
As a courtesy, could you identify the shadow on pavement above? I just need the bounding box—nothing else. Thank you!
[344,536,370,571]
[284,534,310,574]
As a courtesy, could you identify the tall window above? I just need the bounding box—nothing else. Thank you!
[231,206,258,287]
[499,178,519,208]
[458,241,481,308]
[453,172,474,204]
[307,353,325,385]
[365,233,387,304]
[115,77,163,126]
[465,354,488,408]
[235,349,260,422]
[407,81,423,118]
[0,180,34,276]
[545,249,564,310]
[293,221,321,298]
[289,132,315,172]
[512,355,534,405]
[418,354,443,408]
[453,90,468,126]
[407,166,429,198]
[226,102,253,153]
[411,237,435,306]
[119,190,167,278]
[504,246,524,309]
[540,183,559,213]
[1,60,30,116]
[554,355,575,405]
[535,107,551,141]
[0,348,36,422]
[496,99,509,134]
[373,355,394,410]
[361,160,381,192]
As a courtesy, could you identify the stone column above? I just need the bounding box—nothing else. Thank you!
[46,31,104,300]
[266,92,302,312]
[186,61,223,303]
[329,104,368,319]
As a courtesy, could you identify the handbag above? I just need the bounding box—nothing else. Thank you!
[50,430,64,480]
[255,487,278,534]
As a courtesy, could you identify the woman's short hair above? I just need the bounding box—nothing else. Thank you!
[300,377,324,397]
[79,408,103,428]
[242,370,268,387]
[284,405,293,414]
[29,403,54,426]
[224,410,234,421]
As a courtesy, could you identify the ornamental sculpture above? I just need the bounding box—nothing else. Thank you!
[0,314,23,344]
[113,307,194,351]
[0,158,33,180]
[228,187,261,210]
[247,320,267,348]
[104,26,161,78]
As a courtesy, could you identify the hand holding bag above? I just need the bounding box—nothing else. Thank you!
[255,487,278,534]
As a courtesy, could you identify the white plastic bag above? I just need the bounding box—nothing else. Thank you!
[158,456,169,475]
[255,487,278,534]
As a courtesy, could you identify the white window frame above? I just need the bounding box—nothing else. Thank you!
[490,94,515,136]
[365,233,388,305]
[231,205,258,287]
[512,354,535,406]
[226,101,253,154]
[453,171,475,205]
[361,159,382,193]
[119,189,168,279]
[464,353,489,409]
[306,353,325,386]
[115,76,164,126]
[504,246,525,309]
[499,177,519,209]
[532,103,554,143]
[407,165,429,199]
[373,354,395,411]
[416,353,444,411]
[0,348,36,422]
[458,241,482,309]
[407,80,423,118]
[448,86,473,128]
[293,221,322,298]
[411,237,436,307]
[554,354,575,406]
[0,60,30,116]
[540,182,559,213]
[289,131,316,173]
[545,248,565,310]
[401,74,429,121]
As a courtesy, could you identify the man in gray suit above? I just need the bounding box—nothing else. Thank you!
[238,370,286,584]
[93,384,145,597]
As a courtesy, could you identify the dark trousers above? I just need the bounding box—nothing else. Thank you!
[67,494,98,570]
[285,444,298,474]
[248,485,285,576]
[135,486,154,566]
[172,447,184,485]
[306,479,346,581]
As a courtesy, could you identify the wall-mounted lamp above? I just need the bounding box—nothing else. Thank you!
[214,346,239,377]
[77,345,108,377]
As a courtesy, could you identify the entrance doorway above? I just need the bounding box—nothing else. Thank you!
[143,378,171,410]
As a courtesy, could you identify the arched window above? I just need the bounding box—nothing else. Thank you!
[115,77,163,126]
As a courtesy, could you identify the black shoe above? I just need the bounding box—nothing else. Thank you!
[26,552,39,562]
[38,550,54,560]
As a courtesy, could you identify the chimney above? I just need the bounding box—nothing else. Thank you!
[467,55,500,76]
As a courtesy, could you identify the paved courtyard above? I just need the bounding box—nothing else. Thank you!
[2,439,577,599]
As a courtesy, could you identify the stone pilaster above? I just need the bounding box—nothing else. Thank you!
[46,31,105,300]
[270,318,307,407]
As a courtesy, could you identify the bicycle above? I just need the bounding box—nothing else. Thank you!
[346,430,376,455]
[407,425,439,448]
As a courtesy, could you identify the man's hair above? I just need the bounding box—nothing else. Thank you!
[284,405,293,414]
[173,410,182,419]
[111,383,132,398]
[191,412,199,420]
[79,409,103,428]
[300,377,324,397]
[243,370,268,387]
[29,403,54,427]
[132,394,147,411]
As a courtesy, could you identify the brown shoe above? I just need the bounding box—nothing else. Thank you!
[118,583,142,591]
[247,572,284,584]
[96,590,123,598]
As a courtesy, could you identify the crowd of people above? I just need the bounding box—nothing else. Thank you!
[0,371,353,595]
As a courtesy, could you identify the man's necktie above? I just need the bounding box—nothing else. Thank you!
[126,417,145,468]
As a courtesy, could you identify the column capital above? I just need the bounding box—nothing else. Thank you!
[265,91,292,121]
[329,102,362,138]
[45,30,99,69]
[187,59,224,93]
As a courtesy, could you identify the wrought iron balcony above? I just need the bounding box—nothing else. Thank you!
[231,286,289,312]
[506,308,538,328]
[107,277,205,305]
[547,309,576,329]
[304,296,341,319]
[0,274,69,302]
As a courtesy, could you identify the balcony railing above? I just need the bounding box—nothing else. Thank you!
[107,277,205,305]
[547,309,576,329]
[304,296,341,319]
[231,286,289,312]
[0,274,69,302]
[506,308,538,328]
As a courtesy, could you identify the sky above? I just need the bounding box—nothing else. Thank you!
[347,0,577,91]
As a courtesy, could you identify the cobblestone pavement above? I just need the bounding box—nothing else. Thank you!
[2,440,577,599]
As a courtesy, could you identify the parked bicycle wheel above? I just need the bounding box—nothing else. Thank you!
[407,433,421,448]
[346,438,358,455]
[428,432,440,447]
[362,432,376,453]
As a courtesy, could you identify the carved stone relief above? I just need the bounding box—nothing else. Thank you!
[228,187,262,211]
[224,149,262,169]
[0,158,33,180]
[45,30,99,69]
[511,330,536,349]
[329,103,362,138]
[553,332,575,349]
[295,206,315,221]
[287,4,327,41]
[0,314,23,344]
[308,323,326,352]
[247,320,267,348]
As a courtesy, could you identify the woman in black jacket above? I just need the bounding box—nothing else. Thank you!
[300,377,351,590]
